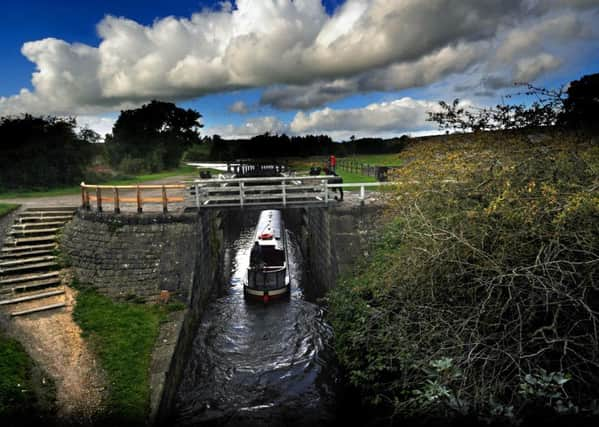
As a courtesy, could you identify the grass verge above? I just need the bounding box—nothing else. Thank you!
[0,165,195,199]
[72,288,178,424]
[0,332,56,420]
[0,203,19,218]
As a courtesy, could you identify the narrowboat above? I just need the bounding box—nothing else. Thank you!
[245,210,290,301]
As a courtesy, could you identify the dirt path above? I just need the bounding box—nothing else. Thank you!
[5,285,106,422]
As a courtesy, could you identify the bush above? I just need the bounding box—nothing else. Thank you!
[328,132,599,424]
[118,156,147,175]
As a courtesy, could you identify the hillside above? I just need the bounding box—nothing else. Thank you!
[328,130,599,425]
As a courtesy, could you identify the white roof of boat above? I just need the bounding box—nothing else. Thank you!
[255,210,284,249]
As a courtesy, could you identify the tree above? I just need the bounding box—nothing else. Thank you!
[559,73,599,130]
[427,83,569,133]
[106,100,202,172]
[79,127,101,144]
[0,115,92,189]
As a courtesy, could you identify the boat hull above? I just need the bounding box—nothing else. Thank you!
[243,283,290,299]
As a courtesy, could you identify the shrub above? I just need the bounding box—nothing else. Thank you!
[328,132,599,423]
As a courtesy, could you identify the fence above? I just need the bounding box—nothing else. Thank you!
[80,177,396,213]
[336,160,398,181]
[80,182,186,213]
[187,175,395,208]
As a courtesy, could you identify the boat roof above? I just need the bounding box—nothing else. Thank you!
[254,210,284,249]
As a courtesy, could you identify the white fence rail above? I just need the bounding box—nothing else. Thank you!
[184,176,395,209]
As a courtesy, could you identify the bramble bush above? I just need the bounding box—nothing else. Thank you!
[328,131,599,424]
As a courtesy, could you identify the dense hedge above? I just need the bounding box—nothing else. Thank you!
[328,131,599,424]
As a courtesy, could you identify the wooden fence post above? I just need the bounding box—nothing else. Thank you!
[162,185,168,213]
[96,187,102,212]
[114,187,120,214]
[80,182,86,208]
[137,185,142,213]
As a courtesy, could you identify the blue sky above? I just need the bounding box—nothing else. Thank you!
[1,0,598,140]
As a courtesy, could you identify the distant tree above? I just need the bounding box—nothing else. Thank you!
[0,115,92,189]
[427,83,568,133]
[559,73,599,130]
[106,100,202,172]
[79,127,101,144]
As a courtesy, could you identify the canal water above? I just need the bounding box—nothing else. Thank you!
[174,219,339,426]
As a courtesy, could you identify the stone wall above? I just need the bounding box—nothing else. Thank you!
[61,210,221,302]
[150,209,226,424]
[60,209,226,425]
[300,204,384,292]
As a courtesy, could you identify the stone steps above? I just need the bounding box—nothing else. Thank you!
[13,277,63,293]
[0,249,54,260]
[11,302,67,317]
[0,271,60,285]
[12,221,69,230]
[24,207,76,212]
[0,255,56,267]
[0,289,64,306]
[4,235,58,246]
[9,227,61,236]
[18,215,74,223]
[0,261,58,275]
[1,243,57,253]
[19,211,75,217]
[0,207,76,317]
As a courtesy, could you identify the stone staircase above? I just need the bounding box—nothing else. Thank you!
[0,207,77,316]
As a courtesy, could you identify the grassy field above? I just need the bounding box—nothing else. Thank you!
[328,131,599,424]
[335,153,403,166]
[0,203,19,218]
[290,153,402,170]
[289,153,400,185]
[73,289,170,423]
[0,165,196,199]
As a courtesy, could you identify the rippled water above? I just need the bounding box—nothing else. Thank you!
[175,224,338,426]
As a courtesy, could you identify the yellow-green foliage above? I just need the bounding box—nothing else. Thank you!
[328,131,599,422]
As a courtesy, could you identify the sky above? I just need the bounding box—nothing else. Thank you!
[0,0,598,141]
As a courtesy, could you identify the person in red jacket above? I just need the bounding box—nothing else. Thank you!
[329,154,336,172]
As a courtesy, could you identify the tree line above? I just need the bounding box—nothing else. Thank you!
[0,73,597,190]
[204,133,407,161]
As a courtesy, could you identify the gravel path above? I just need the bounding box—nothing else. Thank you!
[4,285,107,422]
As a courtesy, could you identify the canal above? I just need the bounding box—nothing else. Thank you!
[174,213,340,426]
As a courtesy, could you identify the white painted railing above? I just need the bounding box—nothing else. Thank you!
[184,176,396,209]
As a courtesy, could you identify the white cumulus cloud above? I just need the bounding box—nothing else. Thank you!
[204,116,289,139]
[1,0,597,115]
[290,97,443,139]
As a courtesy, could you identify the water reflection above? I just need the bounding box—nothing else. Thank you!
[175,225,337,426]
